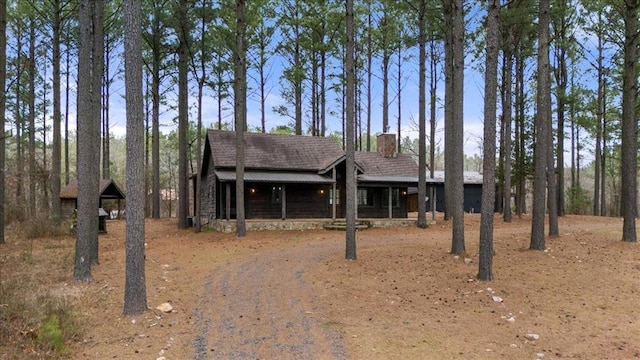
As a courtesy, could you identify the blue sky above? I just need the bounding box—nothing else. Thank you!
[102,50,488,159]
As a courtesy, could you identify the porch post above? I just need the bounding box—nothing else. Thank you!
[332,168,336,220]
[431,185,436,220]
[225,183,231,221]
[281,185,287,220]
[388,186,393,219]
[354,174,358,220]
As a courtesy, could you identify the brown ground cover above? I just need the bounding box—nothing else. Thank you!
[1,214,639,359]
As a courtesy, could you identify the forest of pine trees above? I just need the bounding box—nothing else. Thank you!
[0,0,637,243]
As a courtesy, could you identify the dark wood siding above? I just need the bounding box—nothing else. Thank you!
[61,199,76,218]
[201,157,217,219]
[357,186,409,218]
[424,184,484,213]
[245,183,331,219]
[283,184,331,218]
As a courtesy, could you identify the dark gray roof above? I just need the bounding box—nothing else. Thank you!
[354,152,418,177]
[207,130,344,171]
[358,175,419,183]
[60,179,126,199]
[215,170,334,184]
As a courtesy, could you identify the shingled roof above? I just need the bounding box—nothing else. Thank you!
[355,151,419,183]
[355,152,418,176]
[60,179,126,199]
[206,130,345,172]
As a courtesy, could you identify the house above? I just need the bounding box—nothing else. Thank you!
[199,130,418,224]
[60,179,126,232]
[407,171,484,213]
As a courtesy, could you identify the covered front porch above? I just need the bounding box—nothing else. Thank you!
[208,214,433,233]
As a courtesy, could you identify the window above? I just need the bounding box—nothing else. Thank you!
[357,188,373,206]
[382,188,400,207]
[329,188,340,205]
[271,186,282,204]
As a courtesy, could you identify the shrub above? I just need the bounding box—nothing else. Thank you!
[19,215,70,240]
[38,315,67,354]
[567,185,591,215]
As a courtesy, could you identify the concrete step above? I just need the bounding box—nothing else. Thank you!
[323,220,371,231]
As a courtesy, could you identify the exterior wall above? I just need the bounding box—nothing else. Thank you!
[61,199,76,218]
[216,182,235,219]
[282,184,331,218]
[424,184,484,213]
[201,157,217,220]
[463,185,483,213]
[357,186,408,218]
[245,183,331,219]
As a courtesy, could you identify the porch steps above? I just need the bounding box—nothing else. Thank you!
[323,219,372,231]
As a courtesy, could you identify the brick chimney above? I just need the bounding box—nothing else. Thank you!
[376,133,396,158]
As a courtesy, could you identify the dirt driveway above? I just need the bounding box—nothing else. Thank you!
[191,239,348,359]
[58,214,640,359]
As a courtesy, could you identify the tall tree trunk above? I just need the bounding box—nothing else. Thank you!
[0,0,5,244]
[443,0,453,222]
[417,0,427,229]
[294,2,302,136]
[235,0,247,237]
[28,18,36,216]
[547,102,558,236]
[600,79,607,216]
[447,0,465,255]
[514,49,525,216]
[144,69,150,217]
[102,31,111,180]
[553,5,568,218]
[570,69,576,192]
[311,53,318,136]
[90,1,104,265]
[194,0,207,232]
[320,49,327,137]
[621,0,638,243]
[594,30,604,216]
[259,32,267,134]
[502,48,513,223]
[177,0,189,229]
[41,59,49,215]
[345,0,356,260]
[15,32,22,209]
[74,0,100,283]
[64,28,71,185]
[429,39,437,221]
[365,1,372,150]
[381,15,389,134]
[151,1,161,219]
[123,0,147,316]
[396,39,402,152]
[51,0,62,225]
[530,0,551,250]
[478,0,499,282]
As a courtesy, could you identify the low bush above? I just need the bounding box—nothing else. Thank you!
[0,228,81,359]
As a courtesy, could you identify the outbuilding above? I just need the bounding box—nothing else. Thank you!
[60,179,126,232]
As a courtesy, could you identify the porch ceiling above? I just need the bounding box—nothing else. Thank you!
[215,170,335,184]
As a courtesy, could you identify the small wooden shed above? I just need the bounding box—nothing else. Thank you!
[60,179,126,232]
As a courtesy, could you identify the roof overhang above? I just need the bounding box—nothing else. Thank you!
[318,155,365,175]
[357,175,419,185]
[215,170,335,184]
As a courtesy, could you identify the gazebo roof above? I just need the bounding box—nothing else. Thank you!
[60,179,126,200]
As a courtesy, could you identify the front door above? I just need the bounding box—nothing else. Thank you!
[328,186,342,218]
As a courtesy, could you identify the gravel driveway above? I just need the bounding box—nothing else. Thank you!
[192,240,348,359]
